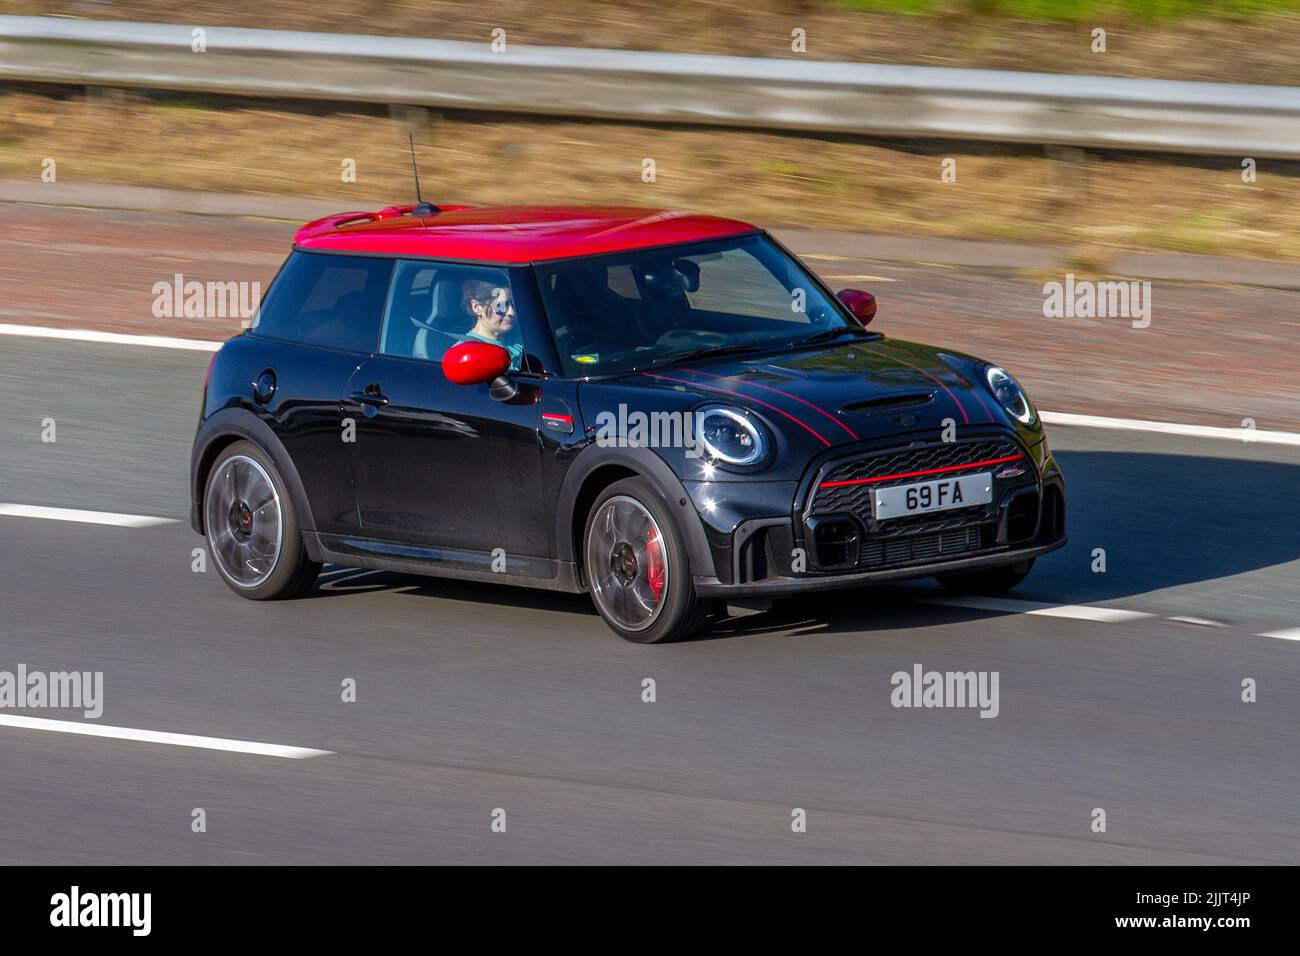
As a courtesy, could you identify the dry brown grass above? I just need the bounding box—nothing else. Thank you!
[3,89,1297,261]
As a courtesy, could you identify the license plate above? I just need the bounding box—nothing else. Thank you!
[873,472,992,519]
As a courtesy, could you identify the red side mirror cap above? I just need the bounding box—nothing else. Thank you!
[443,340,510,385]
[836,289,877,326]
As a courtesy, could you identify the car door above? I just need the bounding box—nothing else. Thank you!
[343,259,549,561]
[246,250,393,535]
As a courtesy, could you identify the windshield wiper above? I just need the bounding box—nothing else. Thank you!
[648,344,766,367]
[790,326,872,348]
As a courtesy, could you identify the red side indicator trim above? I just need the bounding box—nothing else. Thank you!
[683,367,859,441]
[542,413,573,424]
[641,372,832,447]
[819,453,1023,489]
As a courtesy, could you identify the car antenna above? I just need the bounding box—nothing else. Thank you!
[408,133,439,217]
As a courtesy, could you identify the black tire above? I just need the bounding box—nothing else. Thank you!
[936,557,1035,595]
[204,440,320,600]
[582,477,710,644]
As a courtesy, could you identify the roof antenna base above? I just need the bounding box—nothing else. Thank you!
[408,134,439,217]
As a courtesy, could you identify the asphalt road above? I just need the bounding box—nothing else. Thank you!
[1,333,1297,864]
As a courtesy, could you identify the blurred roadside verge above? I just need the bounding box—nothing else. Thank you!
[3,178,1297,292]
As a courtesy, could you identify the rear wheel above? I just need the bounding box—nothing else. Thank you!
[204,440,319,600]
[936,557,1034,595]
[583,478,710,644]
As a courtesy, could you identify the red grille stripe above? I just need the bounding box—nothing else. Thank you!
[819,453,1023,488]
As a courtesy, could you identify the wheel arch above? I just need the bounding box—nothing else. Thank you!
[555,444,717,585]
[190,408,316,543]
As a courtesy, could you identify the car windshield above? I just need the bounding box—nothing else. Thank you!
[533,233,857,377]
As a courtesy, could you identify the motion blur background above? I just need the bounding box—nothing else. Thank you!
[1,2,1298,865]
[3,0,1300,258]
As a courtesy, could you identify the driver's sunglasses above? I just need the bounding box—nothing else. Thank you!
[491,296,513,318]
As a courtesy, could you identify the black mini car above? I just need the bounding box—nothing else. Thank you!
[191,203,1066,642]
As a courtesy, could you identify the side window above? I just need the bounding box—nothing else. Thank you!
[380,260,525,370]
[252,252,393,352]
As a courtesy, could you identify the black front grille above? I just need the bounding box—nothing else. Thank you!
[804,437,1025,571]
[872,504,991,539]
[859,526,983,568]
[811,438,1021,519]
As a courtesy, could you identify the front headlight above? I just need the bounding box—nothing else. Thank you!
[695,405,767,466]
[985,366,1037,426]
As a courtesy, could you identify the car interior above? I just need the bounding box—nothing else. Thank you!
[381,263,518,362]
[541,247,836,372]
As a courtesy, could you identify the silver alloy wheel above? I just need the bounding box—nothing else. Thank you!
[586,495,669,633]
[205,454,283,588]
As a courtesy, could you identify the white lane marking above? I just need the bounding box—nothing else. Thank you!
[1168,615,1228,627]
[1259,628,1300,642]
[0,322,221,351]
[1040,411,1300,447]
[0,504,176,528]
[0,714,331,759]
[2,321,1300,448]
[928,595,1155,623]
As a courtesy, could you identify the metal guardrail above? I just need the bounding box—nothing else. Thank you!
[3,16,1300,158]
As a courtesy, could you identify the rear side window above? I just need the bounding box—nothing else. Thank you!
[252,252,393,352]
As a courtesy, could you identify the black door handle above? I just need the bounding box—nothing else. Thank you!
[349,386,389,408]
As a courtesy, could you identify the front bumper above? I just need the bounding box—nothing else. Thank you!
[693,534,1065,597]
[686,429,1066,596]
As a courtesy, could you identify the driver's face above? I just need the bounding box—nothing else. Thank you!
[473,288,515,336]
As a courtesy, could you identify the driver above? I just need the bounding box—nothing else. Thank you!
[462,279,524,371]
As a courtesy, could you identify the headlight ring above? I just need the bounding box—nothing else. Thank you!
[985,366,1038,426]
[695,405,768,466]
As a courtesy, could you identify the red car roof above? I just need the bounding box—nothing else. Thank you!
[294,204,757,263]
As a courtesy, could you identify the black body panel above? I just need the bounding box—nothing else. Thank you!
[191,250,1066,603]
[343,355,551,557]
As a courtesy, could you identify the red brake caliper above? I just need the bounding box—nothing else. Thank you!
[645,528,665,601]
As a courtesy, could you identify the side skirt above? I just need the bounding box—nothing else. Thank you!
[308,533,586,594]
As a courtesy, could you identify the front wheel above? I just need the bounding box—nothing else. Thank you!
[936,557,1034,595]
[583,477,710,644]
[204,440,320,600]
